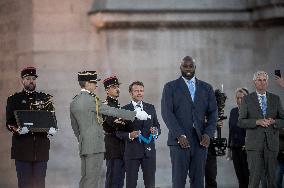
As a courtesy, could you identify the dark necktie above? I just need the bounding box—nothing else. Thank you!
[136,102,141,109]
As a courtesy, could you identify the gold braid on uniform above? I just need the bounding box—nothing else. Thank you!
[94,96,104,125]
[29,95,55,111]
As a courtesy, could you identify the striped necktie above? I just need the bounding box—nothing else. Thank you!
[260,95,267,117]
[188,80,195,101]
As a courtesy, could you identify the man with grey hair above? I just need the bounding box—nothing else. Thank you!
[238,71,284,188]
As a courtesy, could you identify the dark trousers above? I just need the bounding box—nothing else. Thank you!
[232,148,249,188]
[15,160,47,188]
[169,145,207,188]
[205,147,217,188]
[125,157,156,188]
[247,147,277,188]
[105,158,125,188]
[276,161,284,188]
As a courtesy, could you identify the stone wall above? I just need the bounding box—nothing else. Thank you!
[0,1,33,187]
[0,0,283,187]
[92,27,284,187]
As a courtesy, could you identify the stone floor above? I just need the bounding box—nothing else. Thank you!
[45,146,239,188]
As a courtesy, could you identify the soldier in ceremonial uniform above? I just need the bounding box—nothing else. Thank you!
[102,76,128,188]
[70,71,150,188]
[5,67,57,188]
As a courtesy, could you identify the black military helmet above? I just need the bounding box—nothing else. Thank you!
[103,76,121,89]
[21,67,38,78]
[78,71,101,82]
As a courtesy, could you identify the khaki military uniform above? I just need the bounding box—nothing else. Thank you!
[70,91,135,188]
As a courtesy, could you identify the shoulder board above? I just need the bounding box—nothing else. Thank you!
[37,92,53,100]
[73,94,78,99]
[8,92,21,98]
[38,91,51,96]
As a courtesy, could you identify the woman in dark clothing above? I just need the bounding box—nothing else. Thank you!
[228,88,250,188]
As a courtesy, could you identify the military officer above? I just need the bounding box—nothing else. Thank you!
[102,76,128,188]
[5,67,57,188]
[70,71,150,188]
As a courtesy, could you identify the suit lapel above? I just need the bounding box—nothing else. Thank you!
[176,77,194,105]
[266,92,272,117]
[127,102,135,111]
[142,102,147,129]
[252,92,263,117]
[142,102,147,113]
[193,79,201,106]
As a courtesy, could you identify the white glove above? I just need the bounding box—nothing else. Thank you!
[48,127,57,136]
[135,109,151,120]
[17,127,29,135]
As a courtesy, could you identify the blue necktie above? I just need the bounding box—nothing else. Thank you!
[260,95,267,117]
[188,80,195,101]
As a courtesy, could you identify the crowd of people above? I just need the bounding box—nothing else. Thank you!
[5,57,284,188]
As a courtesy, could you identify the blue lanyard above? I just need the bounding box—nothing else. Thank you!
[138,134,158,144]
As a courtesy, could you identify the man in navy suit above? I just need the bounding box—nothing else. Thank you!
[161,56,218,188]
[117,81,161,188]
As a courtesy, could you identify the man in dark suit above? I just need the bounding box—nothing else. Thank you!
[238,71,284,188]
[161,56,218,188]
[117,81,161,188]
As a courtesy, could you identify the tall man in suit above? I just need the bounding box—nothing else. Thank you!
[161,56,218,188]
[238,71,284,188]
[70,71,150,188]
[117,81,161,188]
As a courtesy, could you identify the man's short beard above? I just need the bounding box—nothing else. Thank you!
[181,70,195,80]
[24,84,36,91]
